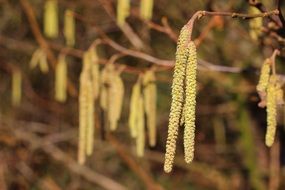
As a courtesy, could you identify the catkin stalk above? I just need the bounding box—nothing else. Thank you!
[55,54,67,102]
[164,25,190,173]
[129,80,141,138]
[143,70,157,147]
[12,70,22,106]
[44,0,58,38]
[266,76,277,147]
[140,0,153,20]
[64,9,75,47]
[184,41,197,163]
[117,0,130,26]
[136,95,145,157]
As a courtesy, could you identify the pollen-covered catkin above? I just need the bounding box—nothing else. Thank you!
[117,0,130,26]
[265,76,277,147]
[256,58,271,93]
[44,0,58,38]
[30,48,49,73]
[129,80,141,138]
[140,0,153,20]
[108,73,124,131]
[143,70,157,147]
[55,54,67,102]
[136,95,145,157]
[86,78,94,156]
[184,41,197,163]
[164,25,190,173]
[64,9,75,47]
[249,7,262,40]
[12,69,22,106]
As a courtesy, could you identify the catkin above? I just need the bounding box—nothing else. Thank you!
[108,73,124,131]
[143,70,157,147]
[164,25,190,173]
[30,48,49,73]
[129,79,142,138]
[12,69,22,106]
[117,0,130,26]
[256,58,271,93]
[78,52,95,163]
[136,95,145,157]
[55,54,67,102]
[184,41,197,163]
[140,0,153,20]
[64,9,75,47]
[44,0,58,38]
[265,76,277,147]
[100,63,124,131]
[89,46,100,100]
[249,7,262,40]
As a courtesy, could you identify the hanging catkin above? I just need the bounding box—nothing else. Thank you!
[249,7,262,40]
[184,41,197,163]
[64,9,75,47]
[136,94,145,157]
[108,73,124,131]
[55,54,67,102]
[164,25,190,173]
[89,46,100,100]
[143,70,157,147]
[129,79,142,138]
[44,0,58,38]
[266,76,277,147]
[117,0,130,26]
[140,0,153,20]
[78,52,94,164]
[12,69,22,106]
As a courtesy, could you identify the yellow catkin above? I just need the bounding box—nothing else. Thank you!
[78,52,95,163]
[44,0,58,38]
[12,69,22,106]
[265,76,277,147]
[143,70,157,147]
[129,80,141,138]
[256,58,271,93]
[184,41,197,163]
[140,0,153,20]
[55,54,67,102]
[78,71,88,164]
[100,64,113,111]
[249,7,262,40]
[108,73,124,131]
[117,0,130,26]
[64,9,75,47]
[164,25,190,173]
[89,46,100,100]
[136,95,145,157]
[30,49,42,69]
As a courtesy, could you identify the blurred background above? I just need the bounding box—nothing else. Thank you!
[0,0,285,189]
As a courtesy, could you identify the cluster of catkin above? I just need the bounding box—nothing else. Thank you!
[164,25,198,173]
[129,70,157,157]
[78,47,100,164]
[44,0,76,46]
[100,63,124,131]
[256,58,284,147]
[116,0,153,26]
